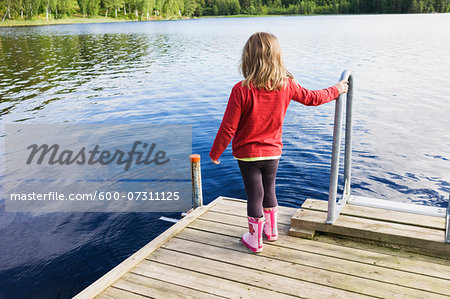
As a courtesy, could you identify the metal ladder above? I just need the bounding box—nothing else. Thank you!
[326,70,450,243]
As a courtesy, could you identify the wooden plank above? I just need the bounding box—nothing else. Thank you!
[148,246,373,298]
[97,286,149,299]
[209,199,294,225]
[349,196,447,218]
[200,210,291,230]
[195,211,450,279]
[131,259,298,299]
[167,233,450,298]
[291,208,448,252]
[186,219,450,295]
[289,227,316,239]
[212,197,296,218]
[217,196,247,203]
[306,233,450,267]
[190,215,292,240]
[219,198,450,265]
[74,196,226,299]
[207,207,292,225]
[112,272,222,299]
[302,198,445,230]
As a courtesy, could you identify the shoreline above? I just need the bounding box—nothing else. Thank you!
[1,14,276,28]
[0,16,131,28]
[1,12,448,28]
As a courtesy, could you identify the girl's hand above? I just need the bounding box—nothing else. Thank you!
[211,158,220,165]
[335,80,349,94]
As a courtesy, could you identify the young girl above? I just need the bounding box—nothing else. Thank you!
[209,32,348,253]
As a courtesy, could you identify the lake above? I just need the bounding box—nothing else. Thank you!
[1,14,449,298]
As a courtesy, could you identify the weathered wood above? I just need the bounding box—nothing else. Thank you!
[302,198,445,230]
[74,196,225,299]
[190,216,290,235]
[131,259,298,299]
[111,272,222,299]
[289,227,316,239]
[200,210,291,231]
[148,246,373,299]
[307,233,450,267]
[211,197,296,218]
[291,208,449,254]
[207,207,293,225]
[189,154,203,209]
[97,286,149,299]
[85,197,450,299]
[193,209,450,279]
[166,236,449,298]
[184,221,450,295]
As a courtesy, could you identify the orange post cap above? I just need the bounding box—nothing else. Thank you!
[189,154,201,163]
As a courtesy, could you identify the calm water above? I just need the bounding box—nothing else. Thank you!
[1,14,450,298]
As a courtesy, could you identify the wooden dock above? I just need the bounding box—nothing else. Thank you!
[75,196,450,299]
[290,198,449,258]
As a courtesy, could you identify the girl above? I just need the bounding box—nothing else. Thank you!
[209,32,348,253]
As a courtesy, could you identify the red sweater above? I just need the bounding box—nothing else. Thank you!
[209,78,339,161]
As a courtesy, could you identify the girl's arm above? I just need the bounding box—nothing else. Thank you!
[290,79,348,106]
[209,85,242,163]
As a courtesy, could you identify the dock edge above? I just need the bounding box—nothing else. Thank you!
[73,196,226,299]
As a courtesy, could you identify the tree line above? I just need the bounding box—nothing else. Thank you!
[1,0,449,21]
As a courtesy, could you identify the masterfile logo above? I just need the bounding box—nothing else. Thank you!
[26,141,170,171]
[3,124,192,213]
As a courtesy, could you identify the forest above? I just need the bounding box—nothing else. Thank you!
[1,0,449,22]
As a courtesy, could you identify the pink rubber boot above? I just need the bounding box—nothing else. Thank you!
[263,206,278,241]
[242,216,264,253]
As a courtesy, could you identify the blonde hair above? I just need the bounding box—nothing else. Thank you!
[240,32,293,91]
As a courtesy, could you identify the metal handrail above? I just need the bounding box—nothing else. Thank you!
[327,70,353,224]
[326,70,449,243]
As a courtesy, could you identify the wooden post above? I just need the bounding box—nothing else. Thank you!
[190,154,203,209]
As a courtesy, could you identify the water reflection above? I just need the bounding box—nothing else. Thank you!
[1,15,449,219]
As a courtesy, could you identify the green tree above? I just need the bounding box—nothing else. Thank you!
[154,0,163,16]
[77,0,88,15]
[139,0,155,19]
[43,0,57,20]
[183,0,198,16]
[2,0,450,22]
[22,0,41,18]
[57,0,73,17]
[228,0,240,14]
[88,0,100,15]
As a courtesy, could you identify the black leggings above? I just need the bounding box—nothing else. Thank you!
[237,159,279,218]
